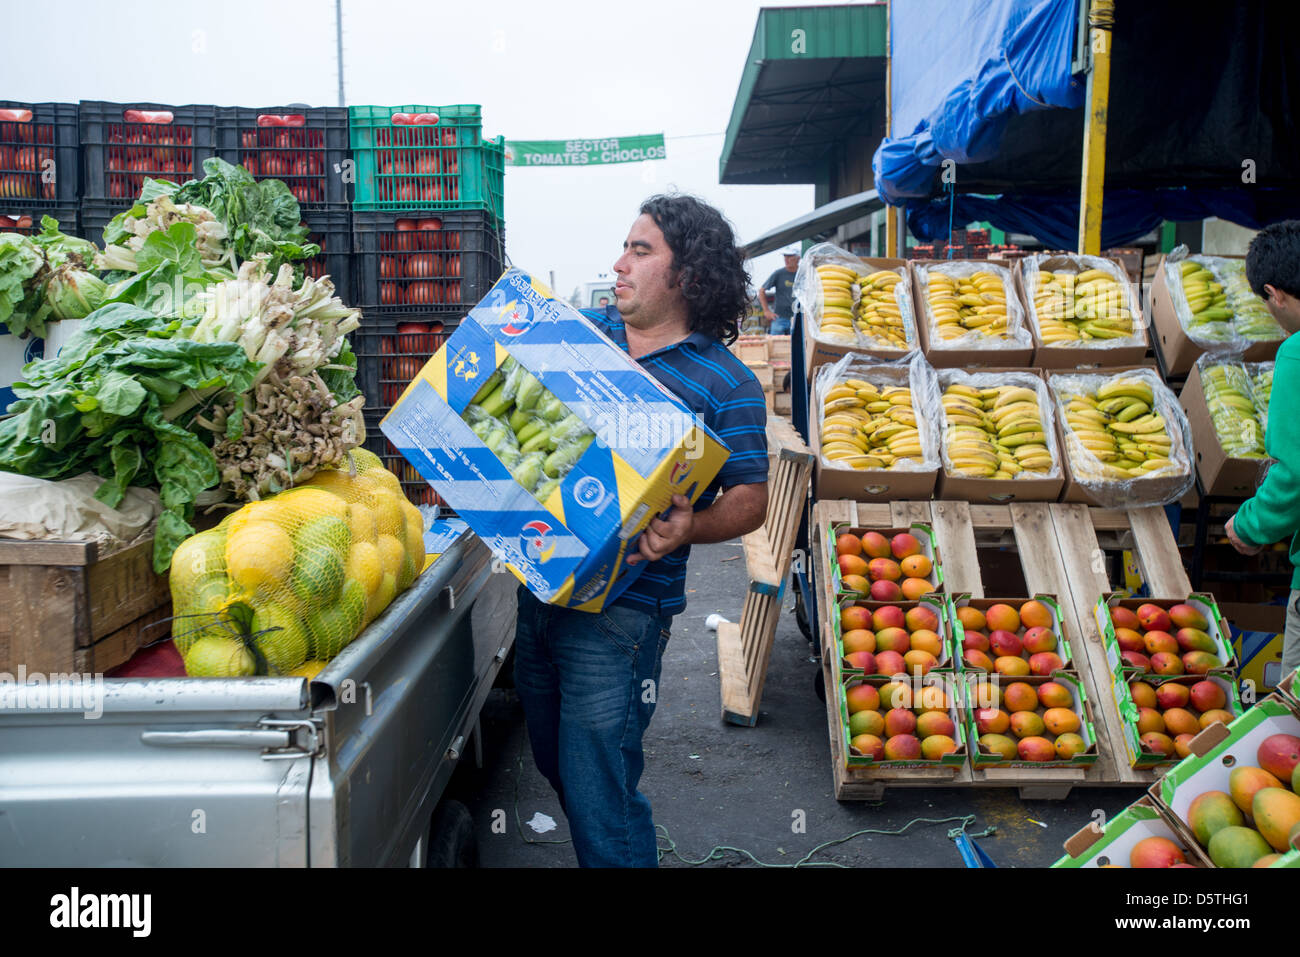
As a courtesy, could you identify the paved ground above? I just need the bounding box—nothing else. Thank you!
[447,539,1140,868]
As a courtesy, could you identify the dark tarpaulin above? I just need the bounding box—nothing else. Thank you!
[878,0,1300,243]
[907,189,1300,250]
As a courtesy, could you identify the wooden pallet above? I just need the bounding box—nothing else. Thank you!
[716,416,814,726]
[813,499,1184,799]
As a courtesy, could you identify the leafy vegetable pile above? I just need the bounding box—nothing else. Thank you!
[0,161,365,572]
[0,217,107,338]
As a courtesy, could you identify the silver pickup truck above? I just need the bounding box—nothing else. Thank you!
[0,529,515,867]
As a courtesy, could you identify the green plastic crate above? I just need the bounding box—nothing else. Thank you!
[349,105,503,226]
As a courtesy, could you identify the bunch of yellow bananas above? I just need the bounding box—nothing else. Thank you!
[1033,267,1134,344]
[1179,261,1233,341]
[820,378,924,470]
[816,263,860,341]
[941,383,1054,478]
[1060,377,1178,479]
[927,270,1010,340]
[855,269,909,349]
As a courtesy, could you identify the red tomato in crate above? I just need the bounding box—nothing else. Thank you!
[420,183,442,202]
[379,336,395,355]
[241,130,256,149]
[397,321,432,354]
[242,154,260,175]
[15,147,36,172]
[292,156,311,178]
[395,182,419,203]
[406,282,435,305]
[380,283,399,305]
[414,153,439,176]
[404,254,439,279]
[379,256,398,278]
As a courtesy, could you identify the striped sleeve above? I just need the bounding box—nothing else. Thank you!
[710,375,770,487]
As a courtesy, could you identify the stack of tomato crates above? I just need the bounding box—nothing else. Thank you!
[0,100,80,237]
[78,101,220,245]
[213,105,354,305]
[348,104,506,506]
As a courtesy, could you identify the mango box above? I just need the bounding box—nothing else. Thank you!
[381,268,730,612]
[839,673,967,770]
[1110,672,1244,769]
[965,671,1098,769]
[825,522,943,599]
[1095,593,1238,679]
[1054,795,1211,868]
[831,594,953,676]
[1148,695,1300,863]
[948,594,1073,674]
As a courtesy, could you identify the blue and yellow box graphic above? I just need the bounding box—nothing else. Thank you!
[381,268,731,612]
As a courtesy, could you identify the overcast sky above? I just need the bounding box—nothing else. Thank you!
[5,0,850,301]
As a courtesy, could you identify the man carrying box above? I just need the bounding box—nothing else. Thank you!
[1226,221,1300,681]
[513,194,770,867]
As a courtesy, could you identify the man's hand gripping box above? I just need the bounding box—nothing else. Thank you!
[381,268,731,612]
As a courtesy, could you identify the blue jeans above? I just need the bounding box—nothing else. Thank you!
[769,316,791,335]
[513,585,673,867]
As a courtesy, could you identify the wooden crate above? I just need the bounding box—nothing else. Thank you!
[0,537,172,674]
[716,417,814,726]
[813,499,1187,799]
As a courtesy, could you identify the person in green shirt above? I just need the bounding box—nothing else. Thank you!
[1226,221,1300,679]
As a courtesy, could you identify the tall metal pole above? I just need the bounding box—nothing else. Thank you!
[336,0,345,107]
[885,0,900,258]
[1078,0,1114,254]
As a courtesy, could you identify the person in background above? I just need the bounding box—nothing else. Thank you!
[1226,220,1300,680]
[513,194,769,867]
[759,247,800,334]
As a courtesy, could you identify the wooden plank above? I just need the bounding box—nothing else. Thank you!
[1048,504,1155,787]
[740,527,781,593]
[0,539,96,566]
[929,500,984,598]
[967,505,1012,529]
[1089,509,1131,532]
[84,537,171,643]
[717,621,755,726]
[9,565,88,672]
[1009,503,1073,599]
[84,602,173,673]
[1127,506,1192,596]
[890,501,932,526]
[854,503,893,527]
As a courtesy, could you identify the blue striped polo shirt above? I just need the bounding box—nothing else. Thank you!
[582,306,770,617]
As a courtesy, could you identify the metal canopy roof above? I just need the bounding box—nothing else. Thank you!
[719,4,888,185]
[741,188,883,258]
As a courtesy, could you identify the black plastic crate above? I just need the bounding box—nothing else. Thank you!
[0,205,79,237]
[216,106,351,209]
[0,101,79,206]
[353,209,503,315]
[302,205,354,305]
[80,101,218,201]
[80,199,126,247]
[351,316,459,411]
[361,410,446,508]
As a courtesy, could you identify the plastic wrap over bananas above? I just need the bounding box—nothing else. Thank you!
[1021,253,1145,350]
[814,349,942,473]
[794,242,917,353]
[1164,247,1286,349]
[1048,367,1195,508]
[933,368,1063,481]
[914,260,1033,352]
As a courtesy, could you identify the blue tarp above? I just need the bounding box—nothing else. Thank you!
[908,189,1300,250]
[874,0,1082,207]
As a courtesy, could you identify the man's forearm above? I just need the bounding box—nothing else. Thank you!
[690,483,768,545]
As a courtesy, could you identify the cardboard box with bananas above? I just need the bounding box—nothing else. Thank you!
[909,259,1034,369]
[933,367,1065,503]
[1179,355,1273,497]
[381,268,730,612]
[812,350,942,502]
[1149,252,1287,376]
[1017,254,1147,368]
[1049,367,1195,508]
[794,242,918,378]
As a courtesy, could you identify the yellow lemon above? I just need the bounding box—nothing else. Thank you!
[372,490,405,538]
[347,502,378,545]
[226,521,295,595]
[344,540,383,594]
[376,534,406,578]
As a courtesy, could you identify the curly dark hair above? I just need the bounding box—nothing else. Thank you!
[639,194,750,345]
[1246,219,1300,301]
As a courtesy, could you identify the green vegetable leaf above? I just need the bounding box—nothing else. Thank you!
[137,222,202,274]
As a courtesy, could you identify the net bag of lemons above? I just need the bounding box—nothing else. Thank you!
[168,448,426,678]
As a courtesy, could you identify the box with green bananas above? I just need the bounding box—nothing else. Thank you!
[380,268,731,612]
[910,260,1034,369]
[1178,356,1273,497]
[794,242,918,379]
[812,350,942,503]
[1049,368,1195,508]
[1150,253,1288,376]
[1018,254,1147,370]
[933,368,1065,504]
